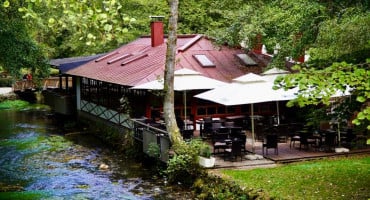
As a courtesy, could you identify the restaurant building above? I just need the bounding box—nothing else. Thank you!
[64,18,280,130]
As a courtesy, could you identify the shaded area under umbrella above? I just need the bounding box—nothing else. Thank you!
[131,68,227,129]
[195,73,297,152]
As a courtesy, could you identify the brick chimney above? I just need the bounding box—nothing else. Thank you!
[252,34,263,54]
[150,16,164,47]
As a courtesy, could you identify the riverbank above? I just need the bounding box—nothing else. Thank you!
[0,109,196,199]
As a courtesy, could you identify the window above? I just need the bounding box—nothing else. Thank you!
[236,54,257,66]
[193,54,216,68]
[207,107,216,115]
[197,107,206,115]
[217,106,225,114]
[226,106,236,113]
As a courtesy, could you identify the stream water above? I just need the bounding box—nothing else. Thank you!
[0,109,192,200]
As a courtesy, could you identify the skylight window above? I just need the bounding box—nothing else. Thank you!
[236,54,257,66]
[193,54,216,68]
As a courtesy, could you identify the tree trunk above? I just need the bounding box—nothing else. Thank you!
[163,0,183,147]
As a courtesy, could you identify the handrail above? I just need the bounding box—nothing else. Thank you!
[131,118,168,135]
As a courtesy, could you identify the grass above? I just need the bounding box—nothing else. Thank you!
[0,191,49,200]
[0,100,50,111]
[0,100,30,109]
[221,155,370,200]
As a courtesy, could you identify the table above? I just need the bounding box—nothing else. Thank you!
[225,115,246,120]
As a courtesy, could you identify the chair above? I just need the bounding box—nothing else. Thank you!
[230,127,243,138]
[323,131,336,152]
[212,122,222,132]
[254,124,265,141]
[212,133,229,154]
[262,134,278,155]
[181,129,193,140]
[224,138,243,161]
[299,131,316,150]
[341,128,355,148]
[289,133,300,149]
[276,124,289,143]
[236,134,247,153]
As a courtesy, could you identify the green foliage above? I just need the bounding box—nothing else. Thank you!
[119,95,131,115]
[210,0,326,57]
[0,77,12,87]
[49,68,59,76]
[146,142,160,158]
[166,139,267,199]
[208,1,370,130]
[308,10,370,66]
[0,0,49,79]
[199,144,211,158]
[276,60,370,129]
[15,0,138,57]
[0,191,47,199]
[193,173,266,200]
[0,100,30,109]
[165,139,205,186]
[222,156,370,199]
[14,0,168,58]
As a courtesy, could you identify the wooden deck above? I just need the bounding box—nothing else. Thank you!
[193,130,370,169]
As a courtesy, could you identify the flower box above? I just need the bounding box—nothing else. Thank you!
[198,156,215,168]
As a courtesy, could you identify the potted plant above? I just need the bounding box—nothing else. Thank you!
[198,145,215,168]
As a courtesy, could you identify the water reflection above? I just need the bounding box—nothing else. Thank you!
[0,110,191,199]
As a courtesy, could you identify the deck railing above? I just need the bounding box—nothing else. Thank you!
[131,119,171,162]
[12,77,73,92]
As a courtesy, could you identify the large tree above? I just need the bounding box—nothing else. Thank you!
[274,5,370,129]
[211,0,370,129]
[1,0,49,79]
[163,0,184,146]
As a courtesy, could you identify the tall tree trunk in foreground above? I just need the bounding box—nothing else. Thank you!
[163,0,183,146]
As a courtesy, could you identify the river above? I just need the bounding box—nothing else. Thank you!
[0,109,193,199]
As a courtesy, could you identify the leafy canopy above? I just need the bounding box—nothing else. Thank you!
[1,0,49,79]
[210,0,370,128]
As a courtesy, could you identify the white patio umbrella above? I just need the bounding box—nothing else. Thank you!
[131,68,227,128]
[194,73,296,152]
[262,67,289,83]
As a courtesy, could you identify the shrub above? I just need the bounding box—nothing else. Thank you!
[193,173,269,200]
[165,140,205,186]
[147,142,160,158]
[199,145,212,158]
[0,77,12,87]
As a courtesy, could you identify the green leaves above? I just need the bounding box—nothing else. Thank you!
[16,0,140,56]
[356,96,366,103]
[3,1,10,8]
[277,60,370,129]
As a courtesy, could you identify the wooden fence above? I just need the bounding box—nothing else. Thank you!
[12,77,72,92]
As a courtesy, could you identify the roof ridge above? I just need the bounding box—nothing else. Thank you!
[121,53,148,66]
[177,34,203,52]
[107,53,132,64]
[95,51,119,62]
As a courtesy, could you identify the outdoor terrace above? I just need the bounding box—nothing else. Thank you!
[205,130,370,169]
[132,119,369,169]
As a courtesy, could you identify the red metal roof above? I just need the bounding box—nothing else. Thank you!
[66,34,263,86]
